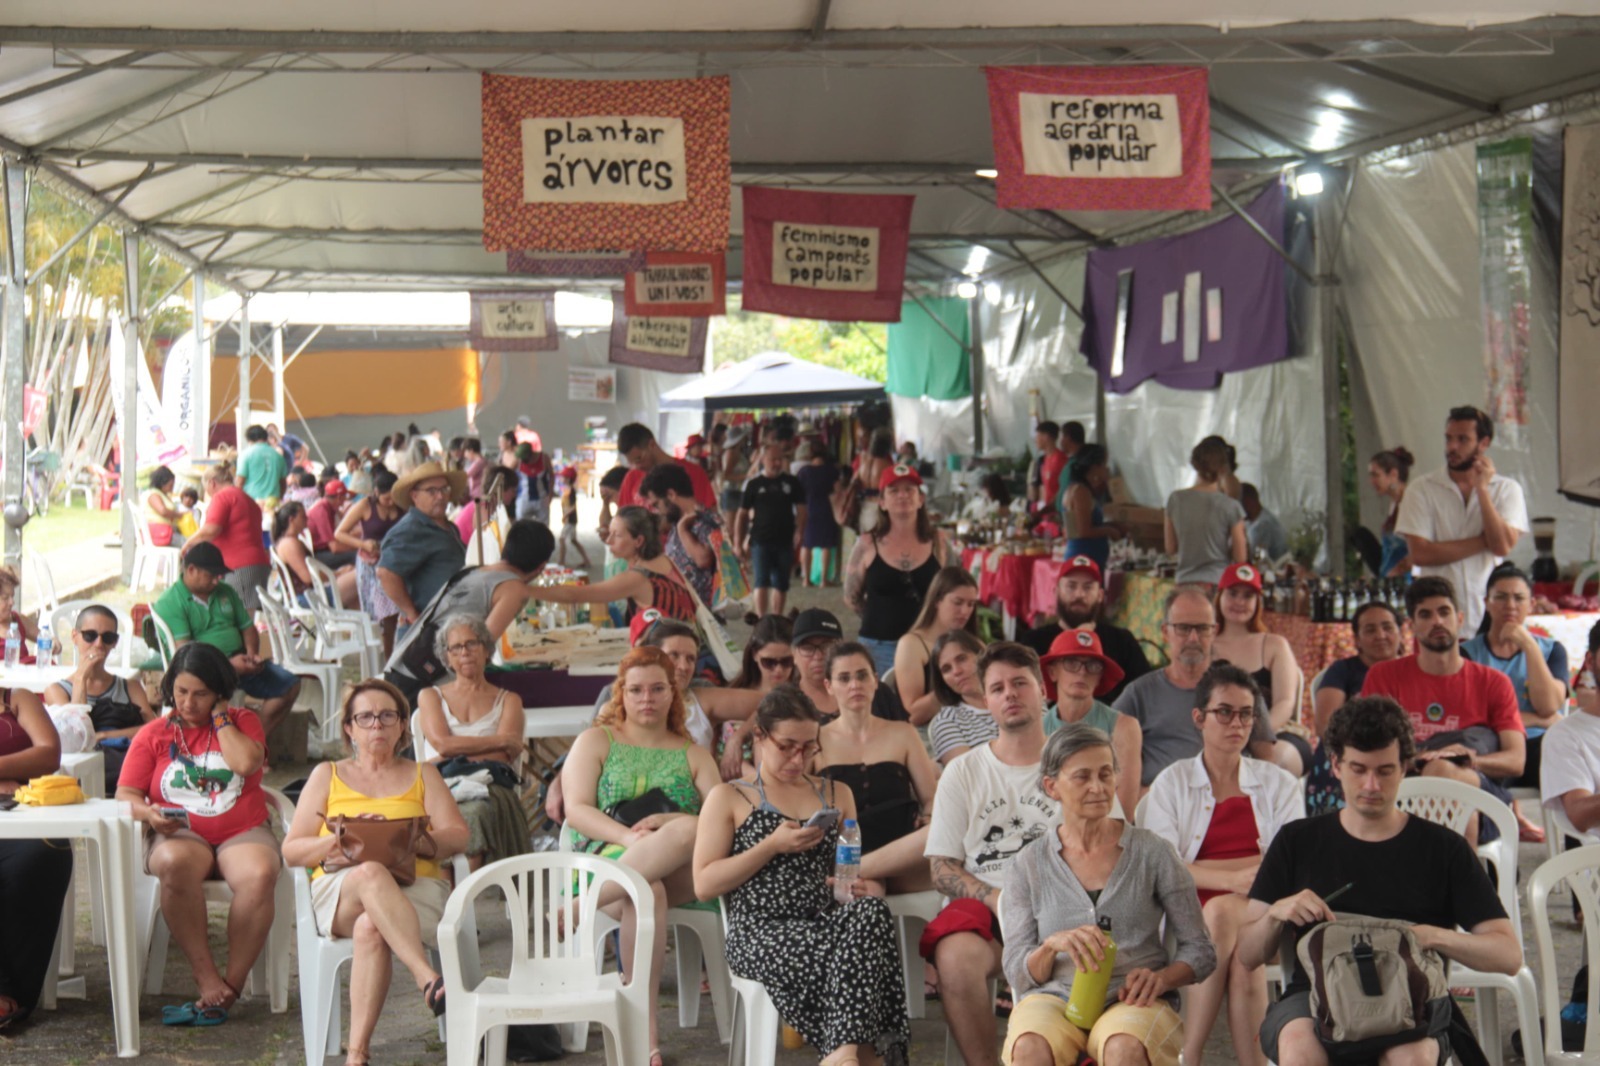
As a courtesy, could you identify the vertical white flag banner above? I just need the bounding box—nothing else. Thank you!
[109,319,188,469]
[160,329,209,460]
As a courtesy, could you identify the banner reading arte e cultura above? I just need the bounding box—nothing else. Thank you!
[469,290,558,351]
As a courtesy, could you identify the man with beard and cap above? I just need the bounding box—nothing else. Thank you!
[1395,405,1527,633]
[639,460,722,606]
[1115,586,1275,786]
[1019,555,1150,702]
[1360,575,1523,844]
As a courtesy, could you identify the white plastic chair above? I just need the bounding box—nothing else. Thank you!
[1529,844,1600,1064]
[1396,777,1544,1066]
[49,599,137,671]
[24,550,60,616]
[127,504,182,592]
[437,852,655,1066]
[146,609,178,671]
[554,823,731,1047]
[303,558,383,677]
[136,786,296,1013]
[258,592,343,746]
[885,890,942,1021]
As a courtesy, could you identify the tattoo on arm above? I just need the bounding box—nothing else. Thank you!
[931,856,993,904]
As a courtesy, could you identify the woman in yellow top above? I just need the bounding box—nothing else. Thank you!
[283,679,468,1066]
[145,465,185,547]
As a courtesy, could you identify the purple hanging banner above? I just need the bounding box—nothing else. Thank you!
[1081,181,1289,393]
[506,249,647,277]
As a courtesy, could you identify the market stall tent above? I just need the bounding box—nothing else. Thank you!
[658,352,886,411]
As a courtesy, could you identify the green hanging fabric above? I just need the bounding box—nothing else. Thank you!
[886,297,972,400]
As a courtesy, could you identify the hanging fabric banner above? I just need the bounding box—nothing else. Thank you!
[21,385,46,439]
[469,290,559,351]
[567,367,617,403]
[1559,124,1600,505]
[1080,181,1288,393]
[740,187,913,323]
[506,249,646,277]
[607,300,707,373]
[985,65,1210,212]
[481,73,731,253]
[160,329,209,461]
[623,251,726,317]
[886,297,972,400]
[1476,137,1534,440]
[108,319,188,468]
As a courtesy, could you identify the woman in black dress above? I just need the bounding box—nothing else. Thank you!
[694,685,908,1066]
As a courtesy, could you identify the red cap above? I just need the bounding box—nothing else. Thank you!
[1039,628,1125,699]
[1057,554,1103,585]
[1219,562,1263,592]
[322,480,348,498]
[878,462,923,491]
[685,434,706,448]
[629,608,663,647]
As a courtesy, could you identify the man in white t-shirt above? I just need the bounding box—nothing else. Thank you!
[924,641,1056,1066]
[1395,405,1528,632]
[1541,620,1600,839]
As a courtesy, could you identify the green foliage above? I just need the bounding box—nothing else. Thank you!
[711,303,887,383]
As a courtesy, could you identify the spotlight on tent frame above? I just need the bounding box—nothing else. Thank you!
[1294,169,1325,197]
[974,168,998,179]
[956,280,979,299]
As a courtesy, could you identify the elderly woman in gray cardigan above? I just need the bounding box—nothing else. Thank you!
[1001,723,1216,1066]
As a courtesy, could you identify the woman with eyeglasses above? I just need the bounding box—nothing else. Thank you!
[1039,629,1141,822]
[44,604,155,793]
[283,679,468,1066]
[815,641,941,893]
[562,646,722,1066]
[694,684,910,1066]
[893,565,981,726]
[115,642,281,1023]
[1141,664,1302,1066]
[414,615,529,870]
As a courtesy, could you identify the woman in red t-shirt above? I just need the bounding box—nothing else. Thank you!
[0,567,35,665]
[116,643,279,1020]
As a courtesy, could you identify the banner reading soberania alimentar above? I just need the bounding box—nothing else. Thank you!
[985,65,1211,212]
[481,74,730,254]
[740,187,913,323]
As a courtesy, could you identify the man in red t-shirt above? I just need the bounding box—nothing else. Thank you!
[1032,421,1066,515]
[306,480,356,569]
[184,466,272,610]
[1361,575,1524,840]
[615,422,717,511]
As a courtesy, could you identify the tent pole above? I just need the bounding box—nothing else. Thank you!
[235,295,251,446]
[1211,182,1320,288]
[272,324,285,430]
[1,162,27,573]
[1315,189,1347,578]
[1006,241,1085,322]
[120,234,141,584]
[968,296,984,456]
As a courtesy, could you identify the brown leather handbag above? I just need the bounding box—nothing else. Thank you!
[320,814,439,887]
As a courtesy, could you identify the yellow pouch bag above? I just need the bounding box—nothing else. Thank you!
[15,773,86,806]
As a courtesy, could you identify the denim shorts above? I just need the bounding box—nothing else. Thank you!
[749,542,794,591]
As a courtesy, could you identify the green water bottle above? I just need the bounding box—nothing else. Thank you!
[1063,916,1117,1030]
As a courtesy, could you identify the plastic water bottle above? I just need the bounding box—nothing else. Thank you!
[4,622,19,668]
[832,819,862,905]
[1064,916,1118,1029]
[35,623,52,667]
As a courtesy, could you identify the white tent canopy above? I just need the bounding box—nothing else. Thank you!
[658,352,886,411]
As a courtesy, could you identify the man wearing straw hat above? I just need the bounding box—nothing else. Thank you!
[377,460,468,631]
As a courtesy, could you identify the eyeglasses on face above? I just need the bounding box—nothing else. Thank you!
[351,710,402,728]
[1166,622,1216,638]
[79,629,121,647]
[1055,659,1104,675]
[757,655,794,671]
[446,639,485,655]
[763,736,821,759]
[793,641,833,658]
[1204,708,1257,725]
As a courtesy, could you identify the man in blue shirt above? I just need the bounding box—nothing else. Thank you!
[377,461,467,629]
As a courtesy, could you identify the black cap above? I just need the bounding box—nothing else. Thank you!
[791,608,843,645]
[184,542,230,576]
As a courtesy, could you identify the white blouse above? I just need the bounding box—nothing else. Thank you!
[1141,753,1305,863]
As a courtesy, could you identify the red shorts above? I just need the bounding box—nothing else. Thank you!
[917,896,1001,961]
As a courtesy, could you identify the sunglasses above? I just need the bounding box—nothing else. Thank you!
[757,656,794,671]
[79,629,121,647]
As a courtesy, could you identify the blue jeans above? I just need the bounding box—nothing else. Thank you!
[858,636,898,678]
[749,542,794,592]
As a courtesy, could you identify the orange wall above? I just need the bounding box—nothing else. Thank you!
[208,347,480,419]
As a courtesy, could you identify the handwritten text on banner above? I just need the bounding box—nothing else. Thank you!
[469,290,559,351]
[1017,93,1183,178]
[623,251,726,317]
[521,116,687,205]
[773,223,879,291]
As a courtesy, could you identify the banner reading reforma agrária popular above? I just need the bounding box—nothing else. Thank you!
[481,73,730,253]
[985,65,1210,212]
[740,187,913,323]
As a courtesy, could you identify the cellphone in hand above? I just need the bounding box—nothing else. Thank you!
[802,807,841,833]
[159,807,191,827]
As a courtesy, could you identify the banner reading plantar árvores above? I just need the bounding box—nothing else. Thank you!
[739,187,913,323]
[1476,137,1534,440]
[481,73,730,253]
[985,65,1210,212]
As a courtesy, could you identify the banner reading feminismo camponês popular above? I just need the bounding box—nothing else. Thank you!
[481,74,730,253]
[985,65,1210,212]
[608,300,707,373]
[623,251,726,318]
[469,290,558,351]
[740,187,913,323]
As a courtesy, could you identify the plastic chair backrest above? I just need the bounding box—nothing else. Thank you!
[1529,844,1600,1060]
[49,599,137,670]
[146,610,178,670]
[409,709,434,763]
[1396,776,1522,932]
[438,852,651,994]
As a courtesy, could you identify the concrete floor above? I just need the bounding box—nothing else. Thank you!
[5,525,1588,1064]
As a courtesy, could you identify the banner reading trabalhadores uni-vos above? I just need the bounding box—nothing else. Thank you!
[985,66,1210,212]
[741,187,913,323]
[481,73,730,253]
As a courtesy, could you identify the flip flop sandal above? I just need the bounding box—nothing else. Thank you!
[423,976,447,1017]
[191,1005,228,1027]
[162,1003,199,1026]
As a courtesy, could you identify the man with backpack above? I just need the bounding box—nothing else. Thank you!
[1238,696,1521,1065]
